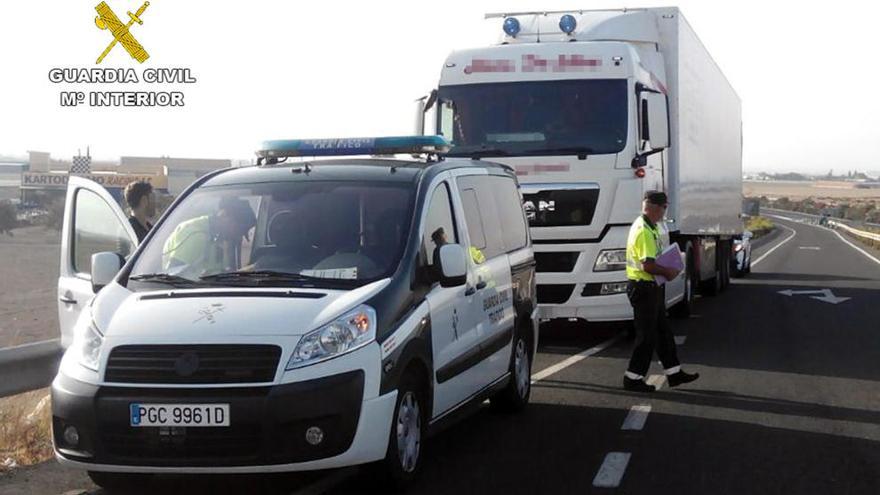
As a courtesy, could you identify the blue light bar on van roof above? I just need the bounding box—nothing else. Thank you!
[258,135,451,158]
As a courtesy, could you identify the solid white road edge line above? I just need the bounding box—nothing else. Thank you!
[830,229,880,266]
[751,221,797,267]
[767,214,880,267]
[621,404,652,431]
[531,334,622,383]
[593,452,632,488]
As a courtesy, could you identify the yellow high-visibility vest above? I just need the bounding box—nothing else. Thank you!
[626,215,662,282]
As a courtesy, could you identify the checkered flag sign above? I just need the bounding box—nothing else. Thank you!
[70,154,91,174]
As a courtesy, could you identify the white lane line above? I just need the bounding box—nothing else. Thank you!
[592,452,632,488]
[798,246,821,250]
[646,374,666,390]
[531,334,621,383]
[621,404,652,431]
[830,229,880,266]
[674,335,687,345]
[751,221,797,267]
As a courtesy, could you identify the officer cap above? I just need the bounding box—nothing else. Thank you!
[644,190,668,206]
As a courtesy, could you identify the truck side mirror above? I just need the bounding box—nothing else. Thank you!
[91,251,124,293]
[414,98,427,136]
[645,92,669,149]
[437,244,467,287]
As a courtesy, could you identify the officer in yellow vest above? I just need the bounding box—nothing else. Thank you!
[623,191,699,392]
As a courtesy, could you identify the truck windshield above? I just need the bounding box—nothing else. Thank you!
[128,181,414,288]
[438,79,627,158]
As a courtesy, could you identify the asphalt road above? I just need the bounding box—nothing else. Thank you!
[2,216,878,494]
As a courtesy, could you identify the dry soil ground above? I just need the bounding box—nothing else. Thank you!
[0,226,61,349]
[744,180,880,200]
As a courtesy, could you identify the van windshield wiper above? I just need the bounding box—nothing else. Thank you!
[200,270,359,287]
[128,273,204,287]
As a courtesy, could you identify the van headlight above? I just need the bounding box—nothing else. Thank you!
[287,305,377,370]
[594,249,627,272]
[74,314,104,372]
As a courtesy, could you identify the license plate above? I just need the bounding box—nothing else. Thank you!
[129,403,230,427]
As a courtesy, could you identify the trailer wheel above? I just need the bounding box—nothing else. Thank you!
[700,243,721,297]
[720,241,731,291]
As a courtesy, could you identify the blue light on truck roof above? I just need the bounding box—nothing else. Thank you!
[257,135,451,158]
[503,17,521,37]
[559,14,577,34]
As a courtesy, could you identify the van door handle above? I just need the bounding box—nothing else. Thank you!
[475,280,487,290]
[59,296,78,305]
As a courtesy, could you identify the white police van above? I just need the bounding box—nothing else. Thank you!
[52,136,538,489]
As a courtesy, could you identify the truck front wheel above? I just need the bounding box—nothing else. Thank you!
[670,246,694,318]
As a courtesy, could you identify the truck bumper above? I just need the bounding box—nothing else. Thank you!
[538,293,632,322]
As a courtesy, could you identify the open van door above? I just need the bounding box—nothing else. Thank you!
[58,177,138,348]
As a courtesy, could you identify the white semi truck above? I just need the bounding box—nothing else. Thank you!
[418,7,743,322]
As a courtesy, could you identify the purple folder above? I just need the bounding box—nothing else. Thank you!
[654,243,684,285]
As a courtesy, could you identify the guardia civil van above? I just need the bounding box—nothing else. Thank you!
[51,136,537,489]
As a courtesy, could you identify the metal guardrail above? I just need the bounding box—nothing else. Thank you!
[0,339,63,398]
[830,221,880,242]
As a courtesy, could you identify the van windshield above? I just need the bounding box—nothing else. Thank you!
[128,181,414,288]
[438,79,628,158]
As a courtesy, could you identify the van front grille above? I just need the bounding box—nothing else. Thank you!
[105,345,281,384]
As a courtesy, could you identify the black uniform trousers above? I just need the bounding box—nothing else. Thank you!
[626,280,680,378]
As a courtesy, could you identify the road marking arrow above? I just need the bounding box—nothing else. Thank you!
[778,288,850,304]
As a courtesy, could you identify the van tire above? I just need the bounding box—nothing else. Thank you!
[87,472,151,493]
[373,371,427,489]
[490,326,532,413]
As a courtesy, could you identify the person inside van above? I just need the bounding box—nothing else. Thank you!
[123,180,155,243]
[162,197,257,278]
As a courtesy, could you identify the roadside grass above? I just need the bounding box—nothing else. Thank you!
[0,389,53,472]
[746,216,774,238]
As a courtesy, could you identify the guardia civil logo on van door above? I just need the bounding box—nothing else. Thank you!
[94,1,151,64]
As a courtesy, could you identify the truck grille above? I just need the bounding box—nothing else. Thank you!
[535,252,579,272]
[536,284,575,304]
[105,345,281,384]
[523,188,600,227]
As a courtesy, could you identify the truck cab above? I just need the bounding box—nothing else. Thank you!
[51,136,538,489]
[423,8,742,324]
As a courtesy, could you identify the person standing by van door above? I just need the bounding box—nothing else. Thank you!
[123,180,155,243]
[623,191,699,392]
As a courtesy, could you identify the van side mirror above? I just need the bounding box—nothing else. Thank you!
[645,92,669,149]
[91,251,124,293]
[437,244,467,287]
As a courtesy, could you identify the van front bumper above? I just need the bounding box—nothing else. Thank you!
[52,371,397,473]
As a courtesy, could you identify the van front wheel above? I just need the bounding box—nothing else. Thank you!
[490,330,532,413]
[374,372,426,489]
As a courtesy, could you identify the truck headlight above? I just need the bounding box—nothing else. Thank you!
[74,315,104,372]
[594,249,627,272]
[287,305,376,370]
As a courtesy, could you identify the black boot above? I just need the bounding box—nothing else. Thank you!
[667,370,700,388]
[623,376,656,393]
